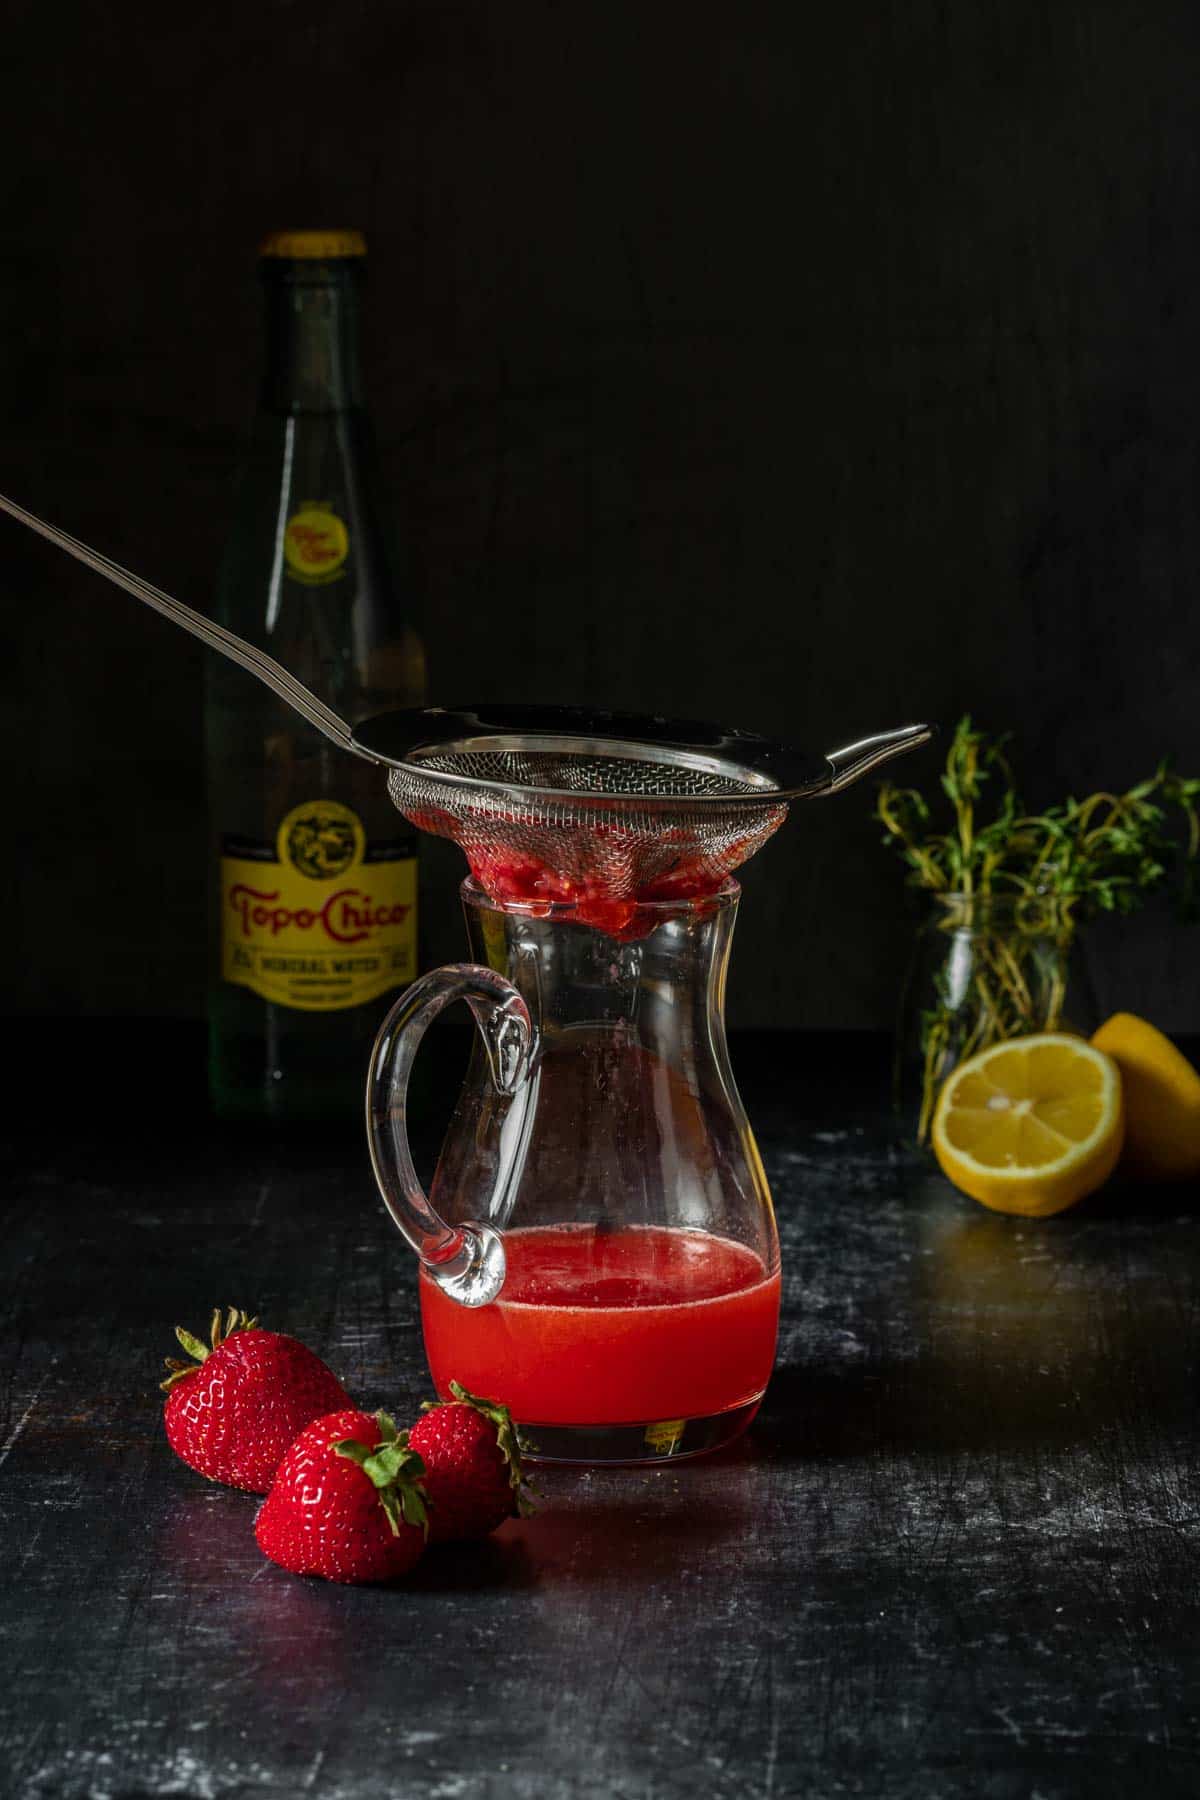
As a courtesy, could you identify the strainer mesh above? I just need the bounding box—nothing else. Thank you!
[387,743,788,931]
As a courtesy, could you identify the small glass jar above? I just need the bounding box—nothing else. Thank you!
[896,892,1096,1147]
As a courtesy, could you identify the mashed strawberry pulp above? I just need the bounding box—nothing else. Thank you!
[419,1224,781,1426]
[405,808,745,936]
[462,844,731,937]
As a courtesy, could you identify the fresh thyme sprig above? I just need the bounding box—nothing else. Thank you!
[877,716,1200,922]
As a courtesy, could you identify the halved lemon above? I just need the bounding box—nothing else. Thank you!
[932,1033,1124,1217]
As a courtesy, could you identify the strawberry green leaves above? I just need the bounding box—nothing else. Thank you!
[333,1411,430,1538]
[160,1307,259,1393]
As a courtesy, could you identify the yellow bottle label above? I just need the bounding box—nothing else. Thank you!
[220,800,416,1012]
[283,504,350,584]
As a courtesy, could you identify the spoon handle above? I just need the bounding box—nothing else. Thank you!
[0,491,373,762]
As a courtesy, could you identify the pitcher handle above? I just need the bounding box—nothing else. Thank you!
[366,963,535,1308]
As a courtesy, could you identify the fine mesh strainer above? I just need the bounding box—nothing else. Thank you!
[0,494,932,924]
[353,705,931,925]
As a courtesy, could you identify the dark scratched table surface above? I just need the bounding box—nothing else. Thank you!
[2,1025,1199,1800]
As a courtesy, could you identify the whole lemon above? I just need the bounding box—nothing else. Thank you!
[1091,1013,1200,1182]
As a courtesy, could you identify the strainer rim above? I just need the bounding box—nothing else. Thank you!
[359,705,829,808]
[389,756,801,812]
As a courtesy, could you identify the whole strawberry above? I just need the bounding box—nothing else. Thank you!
[161,1307,351,1493]
[407,1381,533,1542]
[255,1408,429,1584]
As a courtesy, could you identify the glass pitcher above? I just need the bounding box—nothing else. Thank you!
[368,877,780,1464]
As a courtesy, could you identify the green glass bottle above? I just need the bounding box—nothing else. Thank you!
[206,230,426,1123]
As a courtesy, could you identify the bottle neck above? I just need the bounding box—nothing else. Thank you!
[260,261,364,415]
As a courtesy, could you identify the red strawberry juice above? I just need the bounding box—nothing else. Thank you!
[419,1223,780,1426]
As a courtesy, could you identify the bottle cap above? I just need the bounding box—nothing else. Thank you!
[259,230,367,260]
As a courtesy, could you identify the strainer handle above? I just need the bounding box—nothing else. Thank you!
[366,964,535,1308]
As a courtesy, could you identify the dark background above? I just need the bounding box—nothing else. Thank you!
[5,0,1199,1029]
